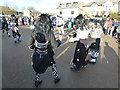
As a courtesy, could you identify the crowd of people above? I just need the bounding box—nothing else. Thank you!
[103,18,120,41]
[28,14,119,87]
[1,13,120,88]
[1,14,37,43]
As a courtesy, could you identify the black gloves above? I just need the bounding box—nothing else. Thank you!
[56,39,61,47]
[30,45,35,49]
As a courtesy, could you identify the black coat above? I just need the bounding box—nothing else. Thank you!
[29,30,60,74]
[2,18,7,30]
[73,41,87,66]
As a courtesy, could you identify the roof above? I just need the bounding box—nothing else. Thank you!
[83,0,119,7]
[56,2,84,9]
[83,2,103,7]
[95,0,119,3]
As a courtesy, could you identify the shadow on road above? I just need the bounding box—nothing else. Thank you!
[103,42,119,64]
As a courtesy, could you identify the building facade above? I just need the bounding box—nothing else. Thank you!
[56,2,84,20]
[23,9,41,18]
[83,0,119,17]
[56,0,119,19]
[83,2,103,17]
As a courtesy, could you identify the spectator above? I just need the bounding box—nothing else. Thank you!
[103,18,111,35]
[112,19,119,37]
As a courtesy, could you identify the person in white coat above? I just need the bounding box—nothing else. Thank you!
[56,15,65,41]
[87,20,103,63]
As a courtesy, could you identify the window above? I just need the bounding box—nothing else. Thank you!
[60,3,63,7]
[60,4,62,7]
[106,6,107,11]
[66,3,71,7]
[66,4,69,7]
[71,11,74,15]
[109,6,111,10]
[73,2,78,7]
[60,11,62,15]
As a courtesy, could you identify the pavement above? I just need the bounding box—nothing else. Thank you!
[1,25,119,88]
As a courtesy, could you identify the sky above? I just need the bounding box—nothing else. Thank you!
[0,0,96,13]
[1,0,119,13]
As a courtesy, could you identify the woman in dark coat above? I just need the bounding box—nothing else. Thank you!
[70,14,88,71]
[71,40,87,71]
[29,14,61,87]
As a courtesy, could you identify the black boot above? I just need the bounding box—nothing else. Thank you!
[34,73,42,87]
[87,59,96,64]
[51,63,61,84]
[18,39,21,42]
[54,77,61,84]
[7,32,10,37]
[34,80,42,87]
[70,65,80,71]
[82,62,87,67]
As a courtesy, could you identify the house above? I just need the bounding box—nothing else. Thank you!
[56,2,84,20]
[23,9,41,18]
[83,2,103,17]
[23,9,30,17]
[83,0,119,17]
[102,0,118,16]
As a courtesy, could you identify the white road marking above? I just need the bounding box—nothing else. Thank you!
[56,46,70,59]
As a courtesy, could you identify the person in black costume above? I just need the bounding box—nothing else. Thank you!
[10,14,21,43]
[29,14,61,87]
[70,40,87,71]
[12,24,21,43]
[2,16,10,37]
[70,14,88,71]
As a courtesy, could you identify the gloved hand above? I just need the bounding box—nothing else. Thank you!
[56,39,61,47]
[29,45,35,49]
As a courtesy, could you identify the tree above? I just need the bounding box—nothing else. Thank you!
[0,6,16,15]
[110,13,118,20]
[27,6,35,12]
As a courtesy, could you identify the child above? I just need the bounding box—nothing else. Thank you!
[12,25,21,43]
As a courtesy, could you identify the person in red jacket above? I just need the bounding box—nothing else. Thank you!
[103,18,111,35]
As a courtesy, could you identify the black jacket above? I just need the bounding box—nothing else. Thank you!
[29,29,61,74]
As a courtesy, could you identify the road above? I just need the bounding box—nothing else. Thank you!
[1,25,119,88]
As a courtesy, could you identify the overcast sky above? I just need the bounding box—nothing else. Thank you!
[0,0,95,13]
[0,0,119,13]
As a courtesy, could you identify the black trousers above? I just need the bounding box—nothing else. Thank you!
[96,38,101,51]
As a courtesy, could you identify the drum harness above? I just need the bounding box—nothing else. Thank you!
[34,40,49,58]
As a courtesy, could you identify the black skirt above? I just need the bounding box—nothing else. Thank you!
[32,48,55,74]
[72,41,87,66]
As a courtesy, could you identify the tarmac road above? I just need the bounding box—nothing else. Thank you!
[1,25,119,88]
